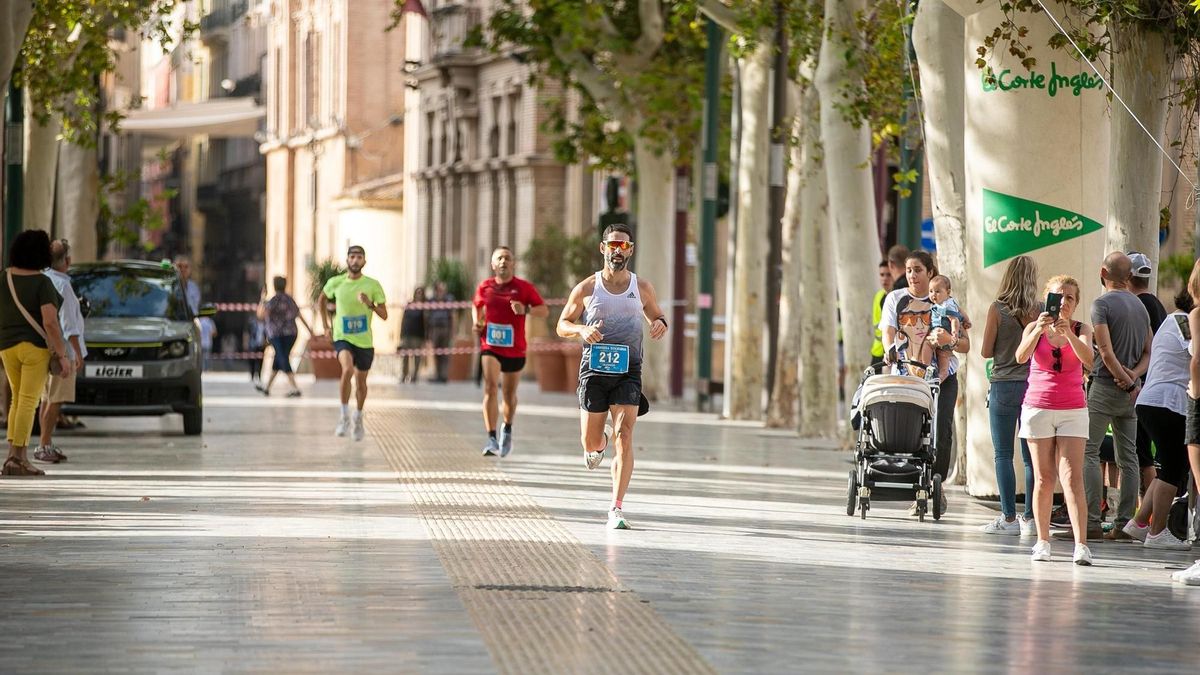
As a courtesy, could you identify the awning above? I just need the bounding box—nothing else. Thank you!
[119,97,264,138]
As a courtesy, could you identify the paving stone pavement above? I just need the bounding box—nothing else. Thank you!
[1,374,1198,673]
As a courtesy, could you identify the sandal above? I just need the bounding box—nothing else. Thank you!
[2,457,45,477]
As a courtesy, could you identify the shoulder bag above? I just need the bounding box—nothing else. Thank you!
[6,270,65,376]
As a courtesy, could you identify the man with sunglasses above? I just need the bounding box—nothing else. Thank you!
[473,246,548,458]
[557,224,668,530]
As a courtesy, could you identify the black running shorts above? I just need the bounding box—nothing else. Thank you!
[578,370,643,413]
[333,340,375,371]
[480,350,526,373]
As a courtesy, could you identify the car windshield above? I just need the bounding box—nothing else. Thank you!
[71,268,191,321]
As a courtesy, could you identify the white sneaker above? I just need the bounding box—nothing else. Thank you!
[1073,543,1093,566]
[980,515,1021,535]
[482,437,500,457]
[607,508,631,530]
[352,415,365,442]
[1144,529,1192,551]
[1031,540,1052,562]
[1122,520,1149,542]
[1171,560,1200,583]
[1019,516,1036,537]
[334,416,349,437]
[585,424,610,470]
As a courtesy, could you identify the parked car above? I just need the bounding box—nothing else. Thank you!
[64,260,216,435]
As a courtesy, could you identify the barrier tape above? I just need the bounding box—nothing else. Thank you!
[214,298,688,313]
[214,341,584,361]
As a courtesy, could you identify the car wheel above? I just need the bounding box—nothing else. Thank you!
[183,407,203,436]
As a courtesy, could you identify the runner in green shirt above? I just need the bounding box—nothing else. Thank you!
[319,245,387,440]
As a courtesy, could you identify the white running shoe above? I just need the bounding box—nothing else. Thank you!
[1031,540,1052,562]
[1144,529,1192,551]
[1019,516,1036,537]
[352,415,365,442]
[585,425,610,470]
[334,416,349,437]
[1073,544,1093,566]
[482,437,500,457]
[607,508,631,530]
[1121,520,1149,543]
[980,515,1021,535]
[1171,560,1200,583]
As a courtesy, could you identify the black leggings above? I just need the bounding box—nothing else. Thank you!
[933,373,957,480]
[1135,404,1189,488]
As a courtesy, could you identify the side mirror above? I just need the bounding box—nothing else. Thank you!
[198,303,219,318]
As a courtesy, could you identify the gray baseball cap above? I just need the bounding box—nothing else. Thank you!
[1127,251,1152,278]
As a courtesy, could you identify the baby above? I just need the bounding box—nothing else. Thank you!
[927,275,962,381]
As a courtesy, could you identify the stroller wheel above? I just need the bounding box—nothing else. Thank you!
[860,496,870,519]
[846,470,858,517]
[932,474,945,521]
[917,499,927,523]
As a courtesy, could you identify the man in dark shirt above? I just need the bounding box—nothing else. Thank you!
[1128,251,1167,496]
[887,244,910,291]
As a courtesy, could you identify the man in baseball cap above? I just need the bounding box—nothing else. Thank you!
[1127,250,1166,501]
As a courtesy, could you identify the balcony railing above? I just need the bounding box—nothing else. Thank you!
[431,4,482,62]
[200,0,249,34]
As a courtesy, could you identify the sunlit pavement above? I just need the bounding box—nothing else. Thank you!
[1,372,1198,673]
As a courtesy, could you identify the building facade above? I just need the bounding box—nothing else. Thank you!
[407,0,600,289]
[260,0,409,348]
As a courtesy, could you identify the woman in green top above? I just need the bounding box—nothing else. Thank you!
[0,230,70,476]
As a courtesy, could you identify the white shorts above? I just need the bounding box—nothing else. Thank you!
[1019,406,1089,440]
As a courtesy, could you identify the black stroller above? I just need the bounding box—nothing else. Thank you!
[848,346,944,522]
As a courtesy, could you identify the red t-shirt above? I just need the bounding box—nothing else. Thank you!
[473,276,545,358]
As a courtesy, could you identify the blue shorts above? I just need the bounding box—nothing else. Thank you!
[333,340,375,371]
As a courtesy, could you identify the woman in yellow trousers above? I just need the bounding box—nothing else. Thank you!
[0,230,70,477]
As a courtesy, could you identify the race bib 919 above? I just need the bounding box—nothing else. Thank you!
[342,315,368,335]
[589,344,629,374]
[485,322,514,348]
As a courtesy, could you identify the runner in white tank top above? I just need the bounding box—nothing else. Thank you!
[556,224,668,530]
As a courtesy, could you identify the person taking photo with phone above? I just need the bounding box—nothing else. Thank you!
[1016,275,1094,565]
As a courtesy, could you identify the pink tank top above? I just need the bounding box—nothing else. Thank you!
[1024,331,1086,410]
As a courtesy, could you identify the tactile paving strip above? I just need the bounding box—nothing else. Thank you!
[373,412,714,675]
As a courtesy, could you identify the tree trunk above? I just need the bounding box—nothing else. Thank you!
[815,0,878,411]
[23,110,61,231]
[0,2,32,93]
[913,0,969,482]
[793,72,838,439]
[56,140,100,261]
[727,41,772,421]
[1105,20,1173,287]
[632,139,674,401]
[767,83,803,429]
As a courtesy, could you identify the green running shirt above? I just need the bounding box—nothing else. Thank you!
[323,274,387,348]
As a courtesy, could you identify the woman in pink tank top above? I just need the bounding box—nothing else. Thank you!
[1015,276,1095,565]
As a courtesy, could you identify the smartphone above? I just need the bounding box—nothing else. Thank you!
[1045,292,1063,320]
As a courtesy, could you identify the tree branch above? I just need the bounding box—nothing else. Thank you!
[551,36,631,124]
[632,0,664,57]
[697,0,742,34]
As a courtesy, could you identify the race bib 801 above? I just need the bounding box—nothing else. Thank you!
[485,322,514,348]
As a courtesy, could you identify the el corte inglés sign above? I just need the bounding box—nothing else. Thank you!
[982,189,1103,266]
[980,61,1104,97]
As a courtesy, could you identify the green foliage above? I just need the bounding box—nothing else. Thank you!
[307,259,347,306]
[425,258,472,303]
[468,1,706,173]
[17,0,193,145]
[98,168,175,254]
[522,227,600,299]
[1159,252,1196,286]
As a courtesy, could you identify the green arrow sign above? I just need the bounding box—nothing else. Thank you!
[982,189,1104,267]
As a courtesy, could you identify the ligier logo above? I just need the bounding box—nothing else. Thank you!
[94,365,135,378]
[982,189,1103,266]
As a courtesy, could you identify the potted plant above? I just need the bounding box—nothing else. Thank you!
[523,228,577,392]
[305,259,345,379]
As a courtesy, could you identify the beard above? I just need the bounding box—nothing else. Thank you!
[605,254,627,271]
[348,263,364,274]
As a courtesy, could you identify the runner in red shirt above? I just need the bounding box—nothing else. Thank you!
[472,246,547,457]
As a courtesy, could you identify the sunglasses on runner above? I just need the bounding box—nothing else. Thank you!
[603,240,634,252]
